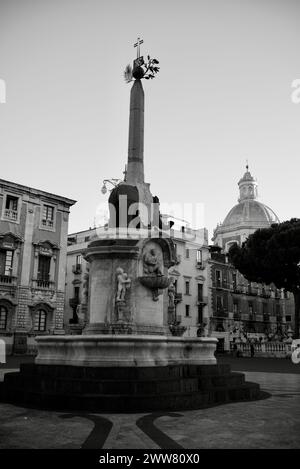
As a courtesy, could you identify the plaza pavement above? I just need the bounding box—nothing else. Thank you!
[0,356,299,449]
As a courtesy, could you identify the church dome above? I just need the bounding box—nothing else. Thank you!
[212,166,280,247]
[222,199,279,228]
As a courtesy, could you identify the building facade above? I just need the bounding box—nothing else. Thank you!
[208,246,294,352]
[0,178,76,354]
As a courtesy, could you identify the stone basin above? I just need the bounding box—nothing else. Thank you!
[138,275,170,290]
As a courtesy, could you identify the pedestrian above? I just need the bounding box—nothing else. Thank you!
[250,342,255,358]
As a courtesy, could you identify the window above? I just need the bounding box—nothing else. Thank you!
[216,270,221,288]
[198,283,203,302]
[76,255,82,267]
[197,305,203,323]
[185,249,190,259]
[4,195,19,221]
[249,303,253,315]
[84,236,90,242]
[196,250,202,263]
[0,306,7,330]
[185,305,190,317]
[0,250,13,276]
[185,280,190,295]
[284,290,289,299]
[42,205,54,228]
[232,272,237,290]
[74,286,80,302]
[34,309,47,332]
[285,315,292,323]
[174,279,177,292]
[37,255,51,282]
[263,303,269,321]
[216,296,223,312]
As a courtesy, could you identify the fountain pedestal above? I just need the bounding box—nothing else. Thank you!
[35,236,217,367]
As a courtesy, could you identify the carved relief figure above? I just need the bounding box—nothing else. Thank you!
[116,267,131,302]
[143,248,163,276]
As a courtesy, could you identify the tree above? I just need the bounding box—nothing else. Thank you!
[228,218,300,339]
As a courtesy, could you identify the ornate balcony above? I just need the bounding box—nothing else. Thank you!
[4,209,18,221]
[32,279,55,290]
[41,219,54,228]
[0,274,17,286]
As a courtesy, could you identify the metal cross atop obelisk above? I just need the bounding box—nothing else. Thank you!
[134,37,144,58]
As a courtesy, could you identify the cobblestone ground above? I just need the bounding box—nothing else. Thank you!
[0,356,299,449]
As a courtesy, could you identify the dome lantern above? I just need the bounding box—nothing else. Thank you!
[238,164,258,202]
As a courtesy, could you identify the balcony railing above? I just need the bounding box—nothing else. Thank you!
[196,261,205,270]
[72,264,82,274]
[32,279,55,289]
[41,219,54,228]
[0,274,17,286]
[4,209,18,221]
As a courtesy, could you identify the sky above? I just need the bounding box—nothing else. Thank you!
[0,0,299,240]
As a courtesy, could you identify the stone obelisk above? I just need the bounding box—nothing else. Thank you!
[108,47,157,230]
[126,79,144,184]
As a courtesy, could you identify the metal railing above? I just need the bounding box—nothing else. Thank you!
[41,219,54,228]
[4,209,18,221]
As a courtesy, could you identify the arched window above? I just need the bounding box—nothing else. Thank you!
[0,306,7,330]
[34,309,47,332]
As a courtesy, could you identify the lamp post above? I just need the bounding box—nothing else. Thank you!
[101,178,123,195]
[101,165,127,194]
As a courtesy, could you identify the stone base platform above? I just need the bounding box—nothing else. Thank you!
[33,335,219,367]
[1,363,262,412]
